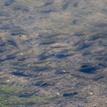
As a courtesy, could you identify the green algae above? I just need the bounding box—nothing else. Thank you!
[8,95,57,105]
[0,87,16,94]
[28,95,57,103]
[0,85,57,106]
[0,97,9,107]
[0,95,58,107]
[0,86,23,94]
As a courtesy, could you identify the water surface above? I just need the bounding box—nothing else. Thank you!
[0,0,107,107]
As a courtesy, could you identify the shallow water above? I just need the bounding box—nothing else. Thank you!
[0,0,107,107]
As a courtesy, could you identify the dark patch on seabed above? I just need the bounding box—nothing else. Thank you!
[0,0,107,107]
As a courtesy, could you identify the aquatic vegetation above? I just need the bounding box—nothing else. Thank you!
[27,95,56,104]
[0,86,21,94]
[0,0,107,106]
[6,95,57,105]
[0,97,8,107]
[0,87,14,94]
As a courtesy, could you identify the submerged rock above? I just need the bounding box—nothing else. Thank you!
[79,64,97,74]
